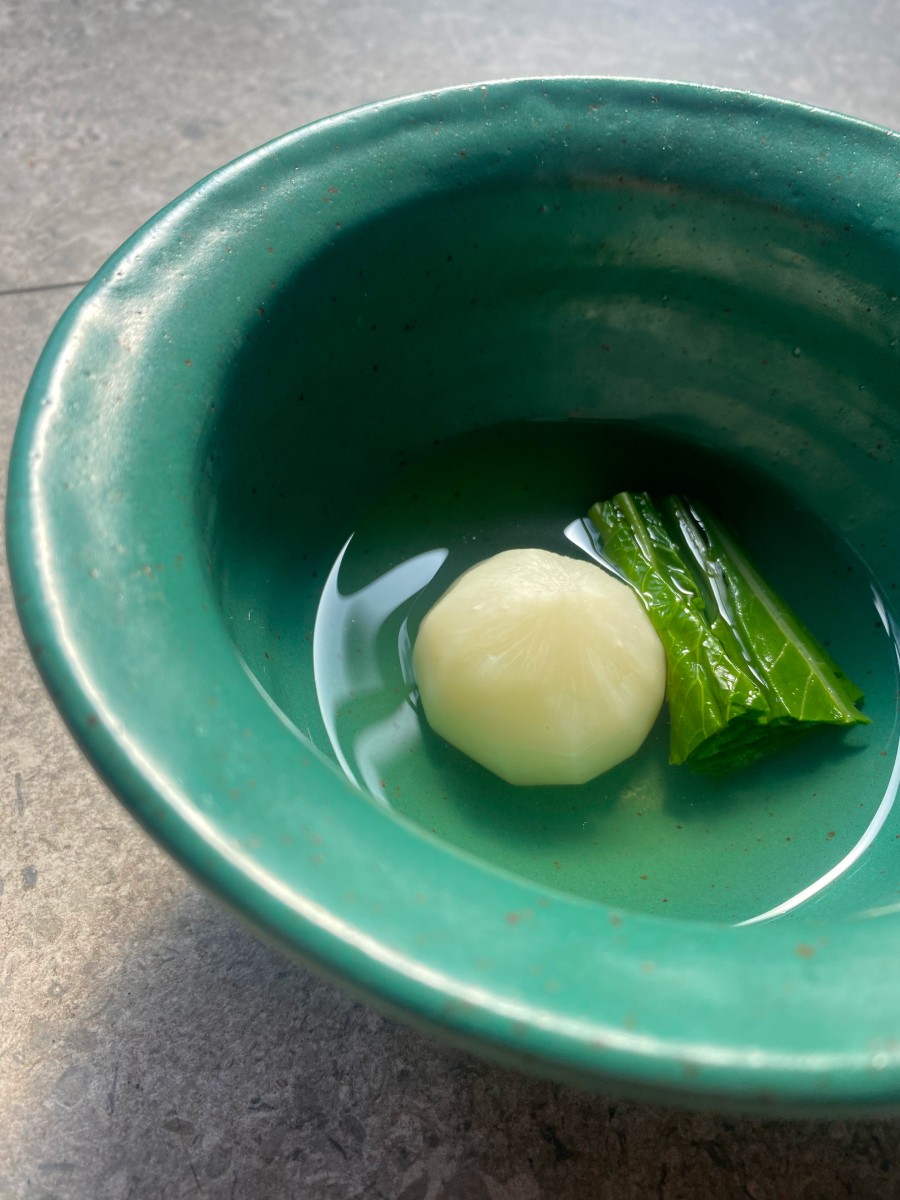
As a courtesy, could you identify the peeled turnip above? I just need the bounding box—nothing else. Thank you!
[412,548,666,786]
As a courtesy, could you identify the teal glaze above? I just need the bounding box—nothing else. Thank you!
[9,79,900,1113]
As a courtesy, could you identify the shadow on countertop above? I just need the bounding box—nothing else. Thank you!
[8,889,900,1200]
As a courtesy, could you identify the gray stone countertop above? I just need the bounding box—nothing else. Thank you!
[4,3,900,1196]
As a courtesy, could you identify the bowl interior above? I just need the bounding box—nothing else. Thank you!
[199,160,900,926]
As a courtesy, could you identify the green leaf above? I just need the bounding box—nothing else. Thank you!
[663,497,868,728]
[588,494,768,766]
[588,492,868,774]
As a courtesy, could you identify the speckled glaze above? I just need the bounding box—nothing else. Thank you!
[9,79,900,1113]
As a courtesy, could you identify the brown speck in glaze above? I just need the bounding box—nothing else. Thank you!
[796,943,815,959]
[506,913,520,926]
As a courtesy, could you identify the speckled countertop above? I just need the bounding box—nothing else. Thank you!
[5,3,900,1197]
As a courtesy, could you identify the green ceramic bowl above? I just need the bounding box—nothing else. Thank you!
[9,79,900,1114]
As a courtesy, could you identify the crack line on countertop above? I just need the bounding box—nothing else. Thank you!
[0,280,89,298]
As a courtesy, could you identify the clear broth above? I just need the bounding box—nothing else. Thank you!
[313,421,900,924]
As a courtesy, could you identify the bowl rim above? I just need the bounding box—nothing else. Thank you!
[9,76,900,1114]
